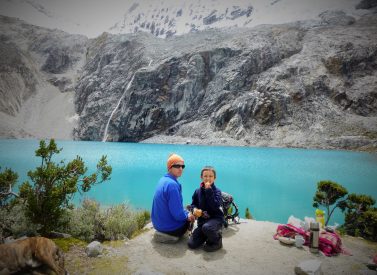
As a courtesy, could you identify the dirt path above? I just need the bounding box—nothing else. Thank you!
[65,220,377,274]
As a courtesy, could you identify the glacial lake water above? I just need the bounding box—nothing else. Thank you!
[1,139,376,225]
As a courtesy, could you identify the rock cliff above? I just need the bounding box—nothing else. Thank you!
[0,7,376,151]
[74,10,377,150]
[0,15,87,139]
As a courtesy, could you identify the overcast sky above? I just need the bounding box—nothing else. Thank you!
[0,0,363,38]
[0,0,132,37]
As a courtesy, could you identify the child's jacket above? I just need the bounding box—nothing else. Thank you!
[191,183,224,225]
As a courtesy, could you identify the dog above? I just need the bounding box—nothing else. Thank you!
[0,236,67,275]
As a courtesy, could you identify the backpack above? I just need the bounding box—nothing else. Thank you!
[221,192,240,227]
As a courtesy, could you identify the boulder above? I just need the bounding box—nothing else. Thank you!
[85,241,103,257]
[294,260,323,275]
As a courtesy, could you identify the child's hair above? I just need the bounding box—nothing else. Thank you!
[201,166,216,177]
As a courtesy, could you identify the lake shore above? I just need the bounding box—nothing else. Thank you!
[65,219,377,274]
[141,134,377,153]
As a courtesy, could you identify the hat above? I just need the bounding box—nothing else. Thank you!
[167,153,184,169]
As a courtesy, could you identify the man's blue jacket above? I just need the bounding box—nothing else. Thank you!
[151,173,188,232]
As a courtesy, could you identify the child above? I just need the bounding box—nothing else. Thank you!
[188,166,224,252]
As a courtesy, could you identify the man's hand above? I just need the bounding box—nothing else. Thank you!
[187,213,195,222]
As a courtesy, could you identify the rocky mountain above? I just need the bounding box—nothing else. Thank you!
[0,2,376,151]
[75,8,377,151]
[0,15,87,139]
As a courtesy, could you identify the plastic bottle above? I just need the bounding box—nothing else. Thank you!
[315,209,325,228]
[309,222,319,253]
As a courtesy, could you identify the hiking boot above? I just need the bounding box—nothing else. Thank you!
[203,239,222,252]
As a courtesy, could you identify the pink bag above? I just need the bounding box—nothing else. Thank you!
[274,224,350,256]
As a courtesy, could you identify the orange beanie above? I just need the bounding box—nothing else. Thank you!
[167,153,184,169]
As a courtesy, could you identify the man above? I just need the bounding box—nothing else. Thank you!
[152,153,195,237]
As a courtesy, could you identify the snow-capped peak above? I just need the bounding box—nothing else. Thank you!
[0,0,365,38]
[108,0,363,38]
[109,0,254,38]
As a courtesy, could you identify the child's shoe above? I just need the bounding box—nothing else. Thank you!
[203,239,222,252]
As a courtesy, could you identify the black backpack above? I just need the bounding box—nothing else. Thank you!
[221,192,240,227]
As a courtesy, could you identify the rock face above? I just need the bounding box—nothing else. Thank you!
[1,6,377,151]
[0,16,87,115]
[74,11,377,151]
[0,15,87,138]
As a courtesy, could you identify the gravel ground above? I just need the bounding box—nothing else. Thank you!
[64,220,377,275]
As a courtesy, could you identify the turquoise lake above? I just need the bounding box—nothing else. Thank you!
[1,139,376,225]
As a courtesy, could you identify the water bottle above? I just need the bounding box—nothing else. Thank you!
[309,222,319,253]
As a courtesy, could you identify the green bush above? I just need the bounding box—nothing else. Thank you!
[359,209,377,241]
[67,199,103,242]
[344,193,377,241]
[135,210,151,230]
[245,207,252,219]
[103,204,136,240]
[0,167,18,207]
[18,139,112,235]
[0,202,40,238]
[67,199,150,242]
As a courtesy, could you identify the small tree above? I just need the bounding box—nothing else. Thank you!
[19,139,112,235]
[0,167,19,207]
[313,180,348,226]
[0,167,20,239]
[344,193,377,241]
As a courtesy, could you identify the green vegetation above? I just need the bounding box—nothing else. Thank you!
[312,180,348,226]
[65,253,129,275]
[344,193,377,241]
[0,139,150,243]
[245,207,252,219]
[18,139,112,235]
[53,237,87,252]
[313,180,376,242]
[68,199,150,242]
[0,167,18,207]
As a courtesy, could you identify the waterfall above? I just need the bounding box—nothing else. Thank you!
[102,74,135,142]
[102,59,153,142]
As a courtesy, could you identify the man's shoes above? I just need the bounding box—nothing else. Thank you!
[203,239,222,252]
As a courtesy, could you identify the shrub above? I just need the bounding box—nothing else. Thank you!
[67,199,150,242]
[1,167,38,239]
[135,210,151,230]
[245,207,252,219]
[18,139,112,235]
[67,199,103,242]
[0,167,18,207]
[344,193,377,241]
[0,202,40,239]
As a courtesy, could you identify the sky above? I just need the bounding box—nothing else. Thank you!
[0,0,363,38]
[0,0,131,37]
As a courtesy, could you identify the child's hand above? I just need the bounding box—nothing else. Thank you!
[204,181,212,189]
[193,208,202,217]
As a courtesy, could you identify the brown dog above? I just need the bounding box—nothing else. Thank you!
[0,236,67,275]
